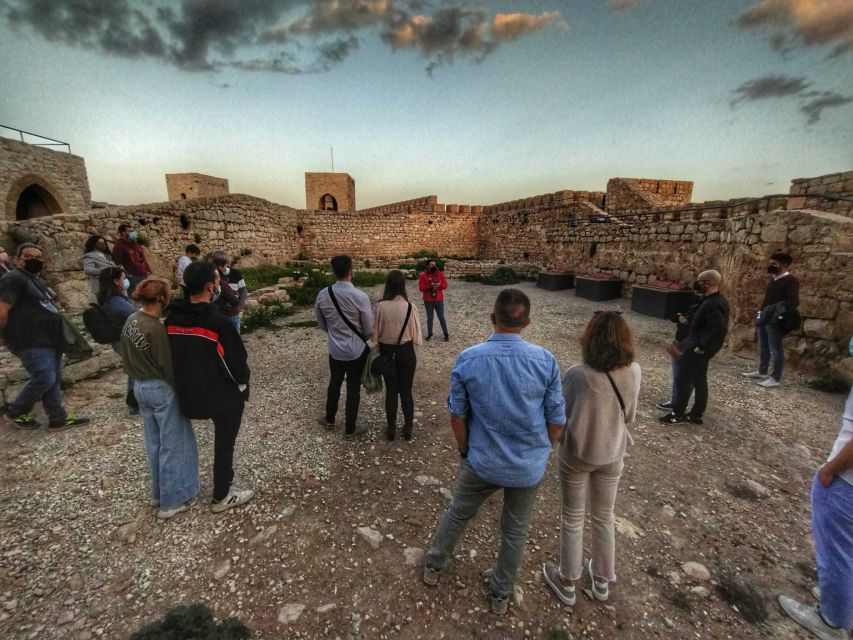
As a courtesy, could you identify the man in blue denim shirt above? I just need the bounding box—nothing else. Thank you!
[423,289,566,615]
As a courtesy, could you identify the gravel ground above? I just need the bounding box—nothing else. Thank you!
[0,280,844,639]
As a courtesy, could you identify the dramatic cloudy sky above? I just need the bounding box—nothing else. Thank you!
[1,0,851,207]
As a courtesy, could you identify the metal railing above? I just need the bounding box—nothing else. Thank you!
[0,125,71,153]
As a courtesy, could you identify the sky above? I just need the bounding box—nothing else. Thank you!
[0,0,851,208]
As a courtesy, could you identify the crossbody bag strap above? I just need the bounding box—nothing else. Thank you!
[604,371,627,420]
[396,303,412,345]
[327,286,368,344]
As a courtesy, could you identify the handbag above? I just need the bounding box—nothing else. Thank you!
[666,340,684,362]
[60,315,94,359]
[326,286,382,394]
[370,303,412,377]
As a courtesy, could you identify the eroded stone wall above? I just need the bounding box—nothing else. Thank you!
[0,137,91,220]
[605,177,693,213]
[789,170,853,218]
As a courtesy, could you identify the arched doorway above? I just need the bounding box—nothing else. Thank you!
[15,184,62,220]
[319,193,338,211]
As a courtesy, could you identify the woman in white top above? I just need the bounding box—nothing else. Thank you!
[543,311,641,606]
[373,270,422,441]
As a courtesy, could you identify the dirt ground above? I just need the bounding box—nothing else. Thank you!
[0,280,845,640]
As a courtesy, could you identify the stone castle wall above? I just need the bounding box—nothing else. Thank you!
[165,173,229,201]
[604,177,693,213]
[304,173,356,211]
[0,137,91,220]
[789,170,853,218]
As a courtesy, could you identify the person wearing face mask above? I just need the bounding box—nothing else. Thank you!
[0,246,14,275]
[81,235,117,295]
[210,250,247,334]
[656,282,703,413]
[165,261,254,513]
[113,224,151,293]
[418,259,449,341]
[743,251,800,389]
[98,267,140,416]
[659,270,729,426]
[0,244,90,431]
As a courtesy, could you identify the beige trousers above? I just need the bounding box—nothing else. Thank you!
[558,453,624,583]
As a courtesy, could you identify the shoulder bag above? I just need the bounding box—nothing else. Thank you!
[370,302,412,377]
[326,286,382,394]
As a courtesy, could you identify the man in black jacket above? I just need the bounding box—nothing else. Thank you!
[660,270,730,426]
[166,261,254,513]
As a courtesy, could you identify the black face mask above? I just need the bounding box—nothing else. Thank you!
[767,265,780,275]
[691,281,703,293]
[429,266,437,274]
[23,258,44,274]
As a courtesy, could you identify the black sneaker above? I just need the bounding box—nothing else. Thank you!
[659,413,686,425]
[686,415,703,425]
[3,412,40,430]
[655,401,673,411]
[48,415,91,432]
[425,335,433,341]
[443,334,450,342]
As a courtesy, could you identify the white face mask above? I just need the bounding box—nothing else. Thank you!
[223,267,231,276]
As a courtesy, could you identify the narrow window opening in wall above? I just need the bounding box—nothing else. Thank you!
[589,242,598,258]
[427,219,434,225]
[569,214,579,227]
[137,218,147,226]
[320,194,338,211]
[655,181,661,194]
[181,193,187,200]
[153,217,161,224]
[179,213,191,230]
[193,233,202,244]
[296,224,304,235]
[523,252,530,260]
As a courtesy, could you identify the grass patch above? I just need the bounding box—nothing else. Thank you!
[463,266,520,286]
[241,299,296,333]
[241,264,307,292]
[287,320,318,328]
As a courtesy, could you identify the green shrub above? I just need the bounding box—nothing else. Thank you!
[241,300,296,333]
[286,270,336,306]
[464,266,520,285]
[353,270,388,288]
[131,603,250,640]
[287,320,318,328]
[241,264,306,292]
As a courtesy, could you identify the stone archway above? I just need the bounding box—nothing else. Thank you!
[4,174,66,221]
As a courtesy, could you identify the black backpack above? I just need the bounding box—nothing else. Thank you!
[83,303,122,344]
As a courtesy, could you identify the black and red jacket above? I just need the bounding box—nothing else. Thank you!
[165,299,250,419]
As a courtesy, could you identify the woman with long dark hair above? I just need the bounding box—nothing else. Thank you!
[543,311,641,606]
[98,266,139,415]
[82,235,116,294]
[373,270,422,441]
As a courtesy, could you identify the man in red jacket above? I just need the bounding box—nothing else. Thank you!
[418,259,449,341]
[112,224,151,292]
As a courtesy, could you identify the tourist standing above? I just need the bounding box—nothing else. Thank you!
[373,270,422,441]
[315,255,374,439]
[656,282,702,412]
[166,261,254,513]
[210,250,247,334]
[82,234,116,294]
[659,270,729,426]
[778,375,853,638]
[0,244,90,431]
[542,311,641,606]
[121,278,199,520]
[743,251,800,389]
[98,267,140,415]
[113,224,151,292]
[418,259,449,341]
[423,289,566,616]
[176,243,201,288]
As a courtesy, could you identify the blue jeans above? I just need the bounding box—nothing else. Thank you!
[9,348,66,424]
[424,301,448,337]
[228,314,241,335]
[425,459,540,599]
[134,379,199,510]
[111,342,138,410]
[812,473,853,629]
[757,323,784,381]
[669,358,681,406]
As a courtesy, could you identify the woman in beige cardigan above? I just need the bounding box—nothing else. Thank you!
[543,311,641,605]
[373,270,422,441]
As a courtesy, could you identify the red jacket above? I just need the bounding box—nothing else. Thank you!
[113,238,151,277]
[419,269,448,303]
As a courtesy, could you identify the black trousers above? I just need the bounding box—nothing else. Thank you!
[325,349,368,434]
[379,341,417,438]
[672,352,710,419]
[212,399,244,502]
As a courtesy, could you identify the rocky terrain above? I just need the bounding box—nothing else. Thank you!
[0,280,843,639]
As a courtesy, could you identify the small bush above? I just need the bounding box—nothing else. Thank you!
[287,320,318,328]
[353,270,388,288]
[464,267,519,286]
[241,300,295,333]
[131,603,250,640]
[241,264,305,292]
[286,270,335,306]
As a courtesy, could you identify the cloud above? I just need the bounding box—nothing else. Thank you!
[730,74,812,106]
[801,91,853,123]
[1,0,565,75]
[608,0,641,13]
[491,11,566,42]
[737,0,853,58]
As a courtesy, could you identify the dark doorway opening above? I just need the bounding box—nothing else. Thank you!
[15,184,61,220]
[320,194,338,211]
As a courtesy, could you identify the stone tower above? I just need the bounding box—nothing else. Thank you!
[166,173,229,201]
[305,172,356,211]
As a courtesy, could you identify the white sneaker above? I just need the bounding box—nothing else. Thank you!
[211,487,255,513]
[742,371,769,380]
[757,378,781,388]
[778,595,848,640]
[157,500,192,520]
